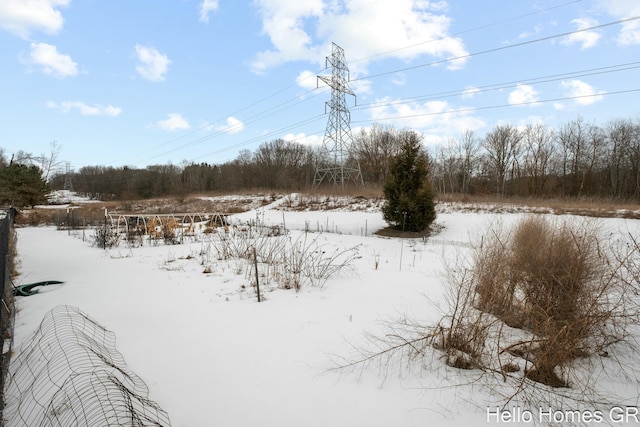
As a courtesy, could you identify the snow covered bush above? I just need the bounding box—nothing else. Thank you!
[277,232,361,290]
[93,225,120,248]
[340,215,639,413]
[469,217,627,387]
[208,227,360,291]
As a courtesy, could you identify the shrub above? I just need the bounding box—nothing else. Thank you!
[337,215,638,413]
[473,224,516,322]
[382,132,436,232]
[467,217,625,387]
[207,228,360,291]
[93,225,120,248]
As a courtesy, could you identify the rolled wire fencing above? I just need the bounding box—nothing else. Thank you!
[4,305,171,427]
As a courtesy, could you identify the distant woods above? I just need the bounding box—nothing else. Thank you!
[435,117,640,199]
[46,116,640,201]
[48,126,420,199]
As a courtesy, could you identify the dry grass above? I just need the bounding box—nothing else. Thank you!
[432,267,495,370]
[278,192,384,212]
[338,215,637,410]
[15,194,269,228]
[467,217,628,387]
[437,193,640,219]
[209,228,360,291]
[306,183,384,198]
[115,196,262,214]
[8,224,18,279]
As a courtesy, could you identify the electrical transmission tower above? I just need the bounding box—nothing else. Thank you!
[64,161,74,192]
[314,42,363,188]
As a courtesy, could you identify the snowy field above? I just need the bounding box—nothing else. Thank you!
[9,197,640,427]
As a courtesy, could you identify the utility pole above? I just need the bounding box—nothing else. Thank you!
[314,42,364,189]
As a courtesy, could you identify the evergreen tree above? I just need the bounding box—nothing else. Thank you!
[382,132,436,232]
[0,162,49,207]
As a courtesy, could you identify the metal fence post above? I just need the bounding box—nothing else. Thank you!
[0,207,16,422]
[253,247,261,302]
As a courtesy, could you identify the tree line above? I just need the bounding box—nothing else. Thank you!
[48,126,420,200]
[434,116,640,199]
[5,115,640,204]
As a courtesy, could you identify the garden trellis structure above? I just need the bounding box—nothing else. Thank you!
[104,212,228,246]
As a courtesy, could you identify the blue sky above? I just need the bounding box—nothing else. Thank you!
[1,0,639,169]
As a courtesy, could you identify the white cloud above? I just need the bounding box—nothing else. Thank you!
[250,0,468,75]
[347,78,372,96]
[462,86,480,99]
[597,0,640,45]
[391,74,407,86]
[158,113,190,131]
[367,96,485,142]
[518,24,543,40]
[199,0,219,23]
[217,116,244,134]
[296,70,318,90]
[561,80,606,105]
[561,18,601,49]
[515,116,546,129]
[0,0,69,39]
[26,42,78,78]
[135,45,171,82]
[508,84,540,106]
[283,132,322,146]
[46,100,122,116]
[198,120,215,133]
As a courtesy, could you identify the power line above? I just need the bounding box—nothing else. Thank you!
[143,56,639,166]
[351,16,640,82]
[190,86,640,165]
[136,3,596,165]
[169,64,640,166]
[189,114,327,162]
[143,88,329,163]
[129,9,638,168]
[353,61,640,111]
[131,69,328,165]
[349,0,585,64]
[351,88,640,125]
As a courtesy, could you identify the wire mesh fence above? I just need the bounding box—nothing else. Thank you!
[0,208,17,423]
[4,305,171,427]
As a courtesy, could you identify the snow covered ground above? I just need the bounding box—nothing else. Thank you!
[9,197,640,426]
[45,189,102,206]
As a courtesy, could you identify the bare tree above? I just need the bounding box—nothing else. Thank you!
[433,132,479,195]
[483,124,522,196]
[628,122,640,199]
[353,124,403,184]
[604,119,640,199]
[459,130,480,194]
[556,117,604,197]
[522,123,555,196]
[38,140,64,182]
[605,119,632,198]
[434,141,458,194]
[254,139,312,189]
[234,149,256,189]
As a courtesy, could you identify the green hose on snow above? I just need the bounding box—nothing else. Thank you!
[13,281,64,297]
